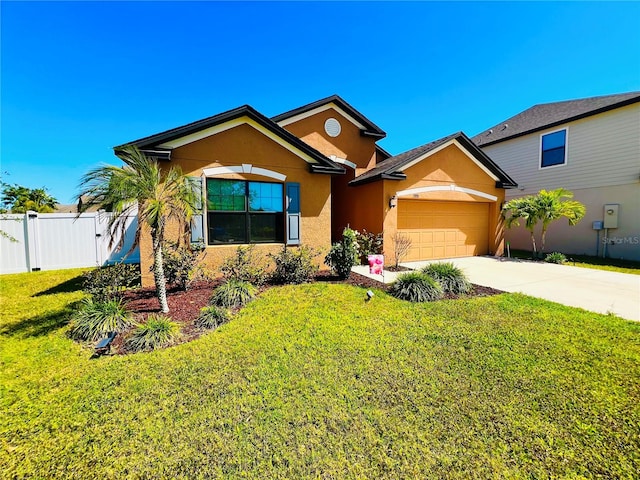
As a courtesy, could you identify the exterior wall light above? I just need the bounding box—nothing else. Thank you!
[389,195,398,208]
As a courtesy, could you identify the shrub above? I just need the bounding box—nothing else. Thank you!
[392,233,413,268]
[269,246,318,284]
[354,229,383,265]
[324,227,359,279]
[82,263,140,301]
[210,279,257,308]
[162,241,206,290]
[195,305,231,330]
[390,272,443,302]
[421,262,472,295]
[70,297,134,341]
[220,245,268,286]
[125,315,181,352]
[545,252,567,264]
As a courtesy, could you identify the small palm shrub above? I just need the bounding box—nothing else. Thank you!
[269,246,318,284]
[545,252,567,264]
[220,245,268,286]
[70,297,134,341]
[125,315,181,352]
[82,263,140,301]
[390,272,443,302]
[324,227,359,279]
[421,262,472,295]
[210,279,257,308]
[195,305,231,330]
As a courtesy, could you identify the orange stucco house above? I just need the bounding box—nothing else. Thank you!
[121,96,517,284]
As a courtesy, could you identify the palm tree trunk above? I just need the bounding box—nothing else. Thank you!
[152,234,170,313]
[541,226,547,254]
[529,229,537,256]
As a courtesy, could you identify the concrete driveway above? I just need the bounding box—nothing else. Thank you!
[353,256,640,321]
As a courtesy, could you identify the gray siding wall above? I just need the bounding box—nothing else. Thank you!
[483,103,640,196]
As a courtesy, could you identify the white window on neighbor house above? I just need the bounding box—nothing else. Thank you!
[540,128,567,168]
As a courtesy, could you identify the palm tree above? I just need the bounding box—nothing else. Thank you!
[536,189,586,253]
[78,145,199,313]
[502,195,542,255]
[502,188,585,257]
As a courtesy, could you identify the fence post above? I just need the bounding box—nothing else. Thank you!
[25,211,42,271]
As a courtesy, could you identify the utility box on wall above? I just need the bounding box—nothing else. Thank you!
[603,204,619,229]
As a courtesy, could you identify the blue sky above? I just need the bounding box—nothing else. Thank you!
[2,1,639,203]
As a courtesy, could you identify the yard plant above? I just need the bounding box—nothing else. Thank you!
[390,271,443,302]
[69,297,133,341]
[196,305,231,330]
[545,252,567,264]
[210,278,257,308]
[325,226,359,279]
[421,262,472,294]
[78,145,199,313]
[502,188,586,256]
[125,314,181,352]
[269,245,318,284]
[1,269,639,478]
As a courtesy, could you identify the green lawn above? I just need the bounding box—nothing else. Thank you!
[1,270,639,478]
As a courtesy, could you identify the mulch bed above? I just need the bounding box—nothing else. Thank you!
[107,272,503,355]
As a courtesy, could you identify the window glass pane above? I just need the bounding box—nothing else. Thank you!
[248,182,283,213]
[207,179,245,211]
[207,213,247,244]
[542,130,566,150]
[542,148,565,167]
[250,213,284,243]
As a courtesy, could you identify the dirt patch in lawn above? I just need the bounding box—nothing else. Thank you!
[104,272,503,355]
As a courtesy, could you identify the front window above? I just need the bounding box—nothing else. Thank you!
[206,179,284,244]
[540,129,567,168]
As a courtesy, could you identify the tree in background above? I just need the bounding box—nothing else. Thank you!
[0,183,58,213]
[78,145,199,313]
[502,188,586,257]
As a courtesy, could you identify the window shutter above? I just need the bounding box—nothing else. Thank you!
[188,176,205,244]
[286,182,301,245]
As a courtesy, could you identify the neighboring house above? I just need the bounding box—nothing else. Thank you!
[472,92,640,261]
[120,95,517,285]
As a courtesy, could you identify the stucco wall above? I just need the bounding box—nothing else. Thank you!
[382,144,506,262]
[138,122,333,286]
[281,108,380,242]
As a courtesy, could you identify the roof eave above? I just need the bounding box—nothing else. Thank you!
[115,105,344,173]
[477,95,640,147]
[310,164,346,175]
[349,172,406,186]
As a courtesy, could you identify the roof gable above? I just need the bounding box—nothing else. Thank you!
[351,132,517,188]
[116,105,344,174]
[472,91,640,147]
[272,95,386,139]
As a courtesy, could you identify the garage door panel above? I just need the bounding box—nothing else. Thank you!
[398,200,489,261]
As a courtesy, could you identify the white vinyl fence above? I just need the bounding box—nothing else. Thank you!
[0,211,139,274]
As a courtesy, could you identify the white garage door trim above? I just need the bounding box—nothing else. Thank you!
[396,184,497,202]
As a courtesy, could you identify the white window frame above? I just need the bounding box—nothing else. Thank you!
[539,127,568,170]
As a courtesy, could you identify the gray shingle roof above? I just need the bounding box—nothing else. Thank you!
[472,91,640,147]
[350,132,517,187]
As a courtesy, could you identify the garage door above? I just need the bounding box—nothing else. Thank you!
[397,200,489,261]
